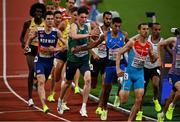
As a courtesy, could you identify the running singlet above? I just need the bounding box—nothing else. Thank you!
[29,18,45,46]
[169,36,180,75]
[37,27,58,58]
[57,19,71,47]
[67,24,89,62]
[128,40,151,69]
[92,26,107,58]
[106,31,125,66]
[144,35,163,69]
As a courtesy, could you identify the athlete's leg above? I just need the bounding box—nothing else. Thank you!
[26,55,35,100]
[128,88,144,121]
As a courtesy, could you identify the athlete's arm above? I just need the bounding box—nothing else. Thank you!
[24,28,38,50]
[157,37,176,67]
[56,30,67,52]
[148,44,158,63]
[69,23,90,40]
[71,34,105,53]
[116,40,133,77]
[20,20,31,49]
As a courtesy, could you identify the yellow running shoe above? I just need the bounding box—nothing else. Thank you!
[74,86,80,94]
[100,109,108,120]
[166,105,174,120]
[43,104,49,113]
[153,99,162,112]
[157,113,164,122]
[95,107,103,115]
[47,92,55,102]
[113,95,120,107]
[135,111,143,121]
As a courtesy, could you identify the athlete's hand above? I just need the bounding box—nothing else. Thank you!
[24,45,30,54]
[92,53,100,60]
[71,47,78,54]
[117,69,124,77]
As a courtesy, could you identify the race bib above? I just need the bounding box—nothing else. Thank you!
[74,44,88,57]
[109,48,121,61]
[124,73,129,80]
[132,57,145,68]
[175,54,180,68]
[98,44,107,56]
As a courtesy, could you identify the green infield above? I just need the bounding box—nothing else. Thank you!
[98,0,180,38]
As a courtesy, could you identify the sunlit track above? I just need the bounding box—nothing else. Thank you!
[2,0,70,121]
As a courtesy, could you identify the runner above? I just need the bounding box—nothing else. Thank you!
[57,6,99,117]
[157,28,180,122]
[24,11,67,113]
[20,2,46,107]
[116,22,157,121]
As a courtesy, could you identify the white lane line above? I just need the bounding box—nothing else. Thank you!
[0,74,28,78]
[0,91,11,94]
[2,0,70,121]
[0,110,39,114]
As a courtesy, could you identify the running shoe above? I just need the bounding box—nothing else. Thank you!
[157,113,164,122]
[47,92,55,102]
[113,95,120,107]
[135,111,143,121]
[95,107,103,115]
[48,74,52,80]
[43,104,50,113]
[62,102,70,110]
[100,109,108,120]
[57,99,64,114]
[166,105,174,120]
[28,98,34,107]
[74,86,80,94]
[153,99,162,112]
[80,108,88,117]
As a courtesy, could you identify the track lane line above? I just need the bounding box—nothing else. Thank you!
[2,0,70,121]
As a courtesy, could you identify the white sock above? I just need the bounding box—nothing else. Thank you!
[81,103,86,109]
[58,98,63,103]
[161,112,164,117]
[169,102,175,108]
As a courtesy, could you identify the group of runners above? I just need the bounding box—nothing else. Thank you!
[20,0,180,121]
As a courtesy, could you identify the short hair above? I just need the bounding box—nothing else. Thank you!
[45,11,54,19]
[112,17,122,24]
[70,7,78,13]
[152,22,160,26]
[54,10,62,16]
[138,22,148,30]
[77,6,89,15]
[103,11,112,18]
[30,2,46,17]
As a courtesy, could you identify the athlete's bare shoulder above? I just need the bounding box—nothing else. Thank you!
[23,20,31,28]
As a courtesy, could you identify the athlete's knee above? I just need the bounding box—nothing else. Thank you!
[135,97,142,106]
[119,90,128,104]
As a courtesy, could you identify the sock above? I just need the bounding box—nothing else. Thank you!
[81,103,86,109]
[161,112,164,117]
[169,102,175,108]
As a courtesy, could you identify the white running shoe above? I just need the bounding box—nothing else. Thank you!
[80,108,88,117]
[57,99,64,114]
[28,99,34,107]
[62,102,70,111]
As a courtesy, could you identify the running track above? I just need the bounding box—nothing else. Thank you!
[0,0,130,121]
